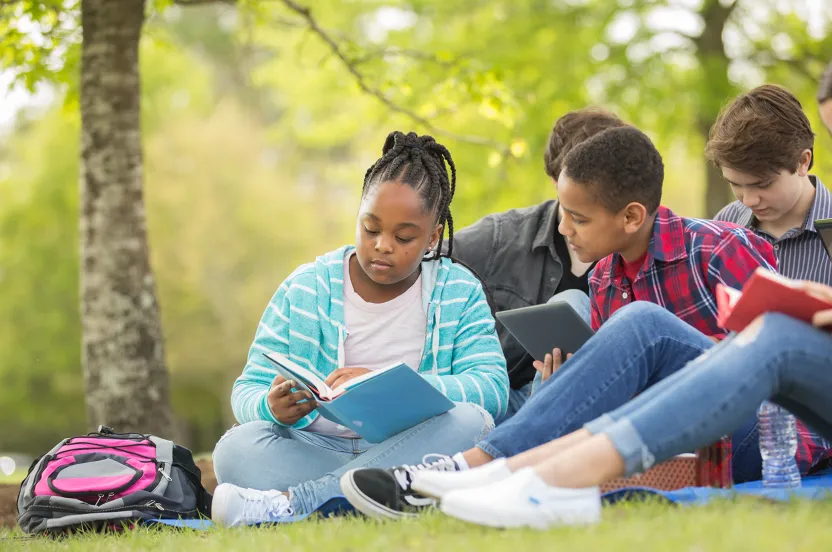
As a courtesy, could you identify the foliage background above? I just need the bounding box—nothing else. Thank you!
[0,0,829,454]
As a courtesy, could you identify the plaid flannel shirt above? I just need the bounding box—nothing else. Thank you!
[588,207,827,474]
[588,206,777,336]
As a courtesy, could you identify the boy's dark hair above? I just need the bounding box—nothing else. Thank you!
[818,63,832,104]
[562,126,664,214]
[544,108,627,180]
[706,84,815,177]
[362,131,456,258]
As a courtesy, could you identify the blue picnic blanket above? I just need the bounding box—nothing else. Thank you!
[149,472,832,529]
[602,471,832,506]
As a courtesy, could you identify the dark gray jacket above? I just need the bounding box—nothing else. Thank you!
[451,200,570,389]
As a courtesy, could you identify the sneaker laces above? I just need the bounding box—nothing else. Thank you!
[240,491,294,524]
[392,454,458,492]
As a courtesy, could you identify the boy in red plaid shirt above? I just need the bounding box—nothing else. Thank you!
[460,126,778,477]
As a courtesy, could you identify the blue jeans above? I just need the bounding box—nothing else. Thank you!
[481,302,714,458]
[587,313,832,476]
[483,301,770,478]
[212,403,493,515]
[500,289,591,424]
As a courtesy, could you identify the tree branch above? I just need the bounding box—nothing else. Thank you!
[351,46,461,68]
[277,0,510,152]
[267,14,462,68]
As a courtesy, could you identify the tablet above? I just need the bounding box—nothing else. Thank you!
[815,218,832,263]
[495,301,594,361]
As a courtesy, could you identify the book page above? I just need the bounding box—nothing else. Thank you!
[335,362,407,392]
[263,352,334,398]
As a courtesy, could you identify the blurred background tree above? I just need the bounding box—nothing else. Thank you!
[0,0,829,454]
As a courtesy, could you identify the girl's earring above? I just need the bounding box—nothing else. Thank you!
[423,243,438,260]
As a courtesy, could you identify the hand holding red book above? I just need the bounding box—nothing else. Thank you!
[716,268,832,333]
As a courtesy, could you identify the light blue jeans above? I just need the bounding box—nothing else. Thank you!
[588,313,832,476]
[482,302,713,458]
[500,289,591,424]
[212,403,494,515]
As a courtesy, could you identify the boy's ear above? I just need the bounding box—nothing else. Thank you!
[797,149,812,176]
[621,202,649,234]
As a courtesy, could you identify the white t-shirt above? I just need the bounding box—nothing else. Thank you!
[304,251,427,437]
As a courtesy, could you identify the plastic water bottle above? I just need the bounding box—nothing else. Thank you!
[757,401,802,488]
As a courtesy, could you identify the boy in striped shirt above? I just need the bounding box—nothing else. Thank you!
[710,85,832,482]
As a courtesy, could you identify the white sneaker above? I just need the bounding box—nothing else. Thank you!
[411,458,512,499]
[440,467,601,529]
[211,483,294,527]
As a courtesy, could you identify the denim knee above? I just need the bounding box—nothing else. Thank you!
[446,403,496,443]
[547,288,589,305]
[750,313,810,346]
[608,301,674,324]
[212,420,275,484]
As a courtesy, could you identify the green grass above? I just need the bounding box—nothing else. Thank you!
[0,472,24,485]
[3,498,832,551]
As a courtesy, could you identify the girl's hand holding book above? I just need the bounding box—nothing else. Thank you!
[325,368,373,390]
[268,376,318,425]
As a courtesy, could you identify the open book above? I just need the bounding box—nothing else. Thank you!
[716,268,832,333]
[264,354,401,401]
[262,352,454,443]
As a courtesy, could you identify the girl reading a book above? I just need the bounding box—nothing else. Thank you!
[210,131,510,526]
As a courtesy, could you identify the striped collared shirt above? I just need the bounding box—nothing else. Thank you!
[715,175,832,285]
[715,175,832,474]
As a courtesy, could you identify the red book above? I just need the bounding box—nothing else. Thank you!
[716,268,832,333]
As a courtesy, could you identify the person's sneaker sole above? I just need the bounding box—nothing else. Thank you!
[339,470,419,520]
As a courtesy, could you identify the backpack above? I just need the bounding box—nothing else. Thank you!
[16,426,212,534]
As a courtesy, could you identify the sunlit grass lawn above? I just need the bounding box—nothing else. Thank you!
[3,498,832,551]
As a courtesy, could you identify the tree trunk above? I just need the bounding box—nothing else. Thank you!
[79,0,174,437]
[695,0,740,217]
[699,117,736,217]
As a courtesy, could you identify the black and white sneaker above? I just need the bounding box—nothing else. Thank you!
[340,454,461,519]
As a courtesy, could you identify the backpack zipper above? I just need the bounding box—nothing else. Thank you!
[31,502,198,517]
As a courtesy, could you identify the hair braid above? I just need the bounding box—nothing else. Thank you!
[426,141,456,257]
[361,131,457,261]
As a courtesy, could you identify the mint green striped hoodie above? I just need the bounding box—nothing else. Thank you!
[232,245,510,427]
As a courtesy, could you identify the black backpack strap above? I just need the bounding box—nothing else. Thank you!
[172,445,213,517]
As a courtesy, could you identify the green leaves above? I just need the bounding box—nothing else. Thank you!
[0,0,81,92]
